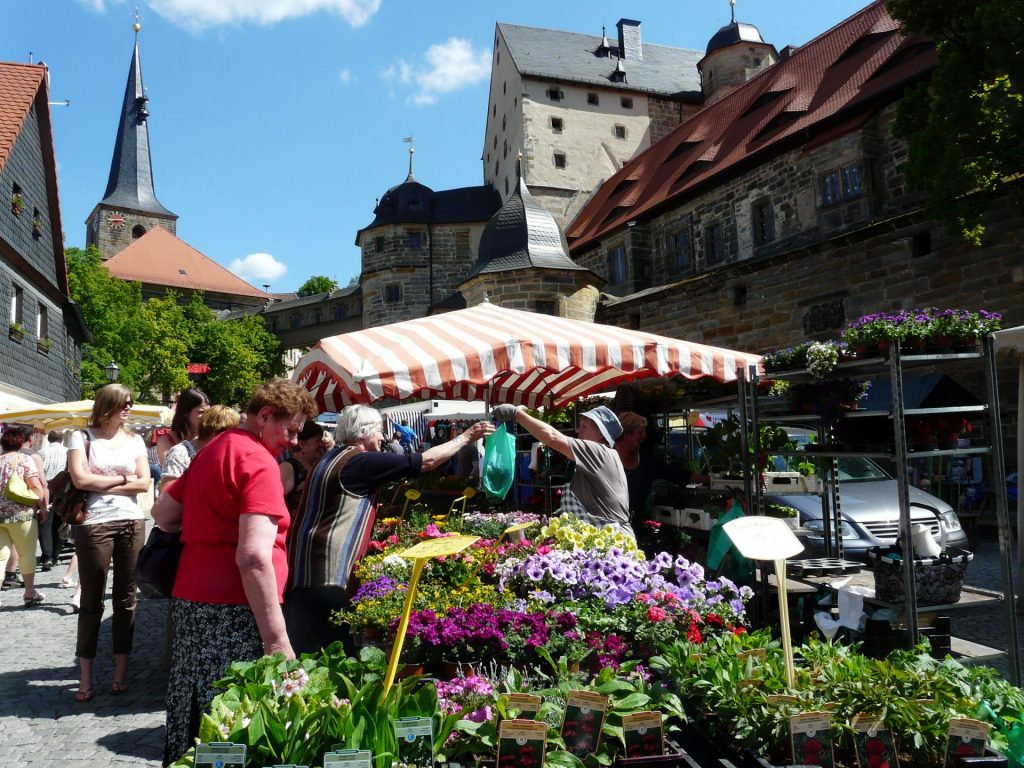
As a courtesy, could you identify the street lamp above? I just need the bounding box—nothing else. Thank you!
[104,361,120,383]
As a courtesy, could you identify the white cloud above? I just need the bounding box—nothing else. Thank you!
[230,252,287,283]
[381,38,490,107]
[80,0,382,30]
[338,68,353,85]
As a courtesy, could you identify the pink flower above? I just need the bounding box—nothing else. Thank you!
[647,606,668,622]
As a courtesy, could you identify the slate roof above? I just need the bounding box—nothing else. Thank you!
[464,173,591,280]
[99,39,176,218]
[104,227,269,299]
[704,21,769,56]
[566,1,936,252]
[498,22,703,97]
[357,180,500,242]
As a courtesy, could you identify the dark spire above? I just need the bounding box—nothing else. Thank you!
[99,23,175,217]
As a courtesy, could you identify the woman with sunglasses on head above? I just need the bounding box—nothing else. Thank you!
[67,384,151,703]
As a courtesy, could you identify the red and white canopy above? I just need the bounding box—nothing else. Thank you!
[293,302,762,412]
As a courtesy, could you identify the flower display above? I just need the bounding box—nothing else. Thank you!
[805,341,839,378]
[841,308,1002,351]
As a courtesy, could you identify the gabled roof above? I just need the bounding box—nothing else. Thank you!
[104,227,269,299]
[566,1,936,252]
[498,22,703,97]
[0,62,72,301]
[99,36,176,218]
[464,173,591,280]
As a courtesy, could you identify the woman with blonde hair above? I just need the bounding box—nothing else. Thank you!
[160,405,241,491]
[67,384,151,702]
[153,378,318,764]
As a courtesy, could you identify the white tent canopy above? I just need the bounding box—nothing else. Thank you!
[992,326,1024,582]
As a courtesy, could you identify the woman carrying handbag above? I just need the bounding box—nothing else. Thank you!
[0,428,47,606]
[67,384,150,703]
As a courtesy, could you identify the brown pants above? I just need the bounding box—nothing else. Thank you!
[75,519,145,658]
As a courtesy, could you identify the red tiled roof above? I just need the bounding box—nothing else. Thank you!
[104,227,270,299]
[0,63,44,174]
[566,1,936,252]
[187,363,210,374]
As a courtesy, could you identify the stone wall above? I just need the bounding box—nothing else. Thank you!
[86,205,176,259]
[461,270,598,321]
[647,96,700,145]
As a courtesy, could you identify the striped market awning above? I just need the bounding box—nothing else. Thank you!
[293,301,762,412]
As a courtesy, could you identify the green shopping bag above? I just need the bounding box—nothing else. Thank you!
[481,423,517,500]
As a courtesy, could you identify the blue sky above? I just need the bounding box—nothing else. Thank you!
[5,0,868,293]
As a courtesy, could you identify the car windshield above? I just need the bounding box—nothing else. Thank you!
[835,457,891,483]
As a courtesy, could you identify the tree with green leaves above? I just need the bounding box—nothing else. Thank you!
[66,246,285,405]
[889,0,1024,244]
[296,275,338,297]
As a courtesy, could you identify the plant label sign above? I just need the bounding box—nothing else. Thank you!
[623,711,665,758]
[323,750,373,768]
[562,690,609,757]
[853,712,899,768]
[723,516,804,561]
[790,712,834,768]
[944,718,990,767]
[497,719,547,768]
[400,535,480,560]
[506,693,542,719]
[395,716,434,768]
[194,743,246,768]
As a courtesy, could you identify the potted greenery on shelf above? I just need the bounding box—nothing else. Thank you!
[10,193,24,216]
[8,322,26,342]
[36,337,53,353]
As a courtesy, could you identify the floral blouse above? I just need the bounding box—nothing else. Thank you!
[0,452,39,522]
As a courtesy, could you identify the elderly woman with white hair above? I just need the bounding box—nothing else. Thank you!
[284,404,494,655]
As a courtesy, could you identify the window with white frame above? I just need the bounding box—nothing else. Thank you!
[10,285,22,326]
[37,304,48,340]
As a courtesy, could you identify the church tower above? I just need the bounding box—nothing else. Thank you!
[85,20,177,259]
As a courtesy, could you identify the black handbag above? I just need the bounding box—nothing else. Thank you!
[134,526,182,599]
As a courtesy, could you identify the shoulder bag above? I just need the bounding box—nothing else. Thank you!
[135,525,182,599]
[49,430,91,525]
[4,455,40,507]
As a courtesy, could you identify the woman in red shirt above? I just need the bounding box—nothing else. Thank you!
[153,378,317,765]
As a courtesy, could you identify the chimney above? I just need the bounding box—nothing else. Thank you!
[616,18,642,61]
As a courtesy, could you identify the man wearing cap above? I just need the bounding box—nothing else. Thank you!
[492,404,632,537]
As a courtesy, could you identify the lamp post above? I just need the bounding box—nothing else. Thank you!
[104,361,120,383]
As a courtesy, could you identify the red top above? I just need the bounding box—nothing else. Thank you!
[169,428,290,605]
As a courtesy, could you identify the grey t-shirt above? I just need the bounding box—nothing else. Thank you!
[564,436,631,528]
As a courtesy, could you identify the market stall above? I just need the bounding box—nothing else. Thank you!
[292,300,762,410]
[0,398,172,429]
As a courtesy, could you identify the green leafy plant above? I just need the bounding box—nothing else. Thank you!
[10,193,24,216]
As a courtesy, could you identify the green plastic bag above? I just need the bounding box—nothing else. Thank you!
[481,423,516,500]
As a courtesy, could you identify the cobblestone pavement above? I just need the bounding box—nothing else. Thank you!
[0,544,168,767]
[0,531,1022,767]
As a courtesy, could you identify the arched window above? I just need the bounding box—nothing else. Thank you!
[131,224,147,239]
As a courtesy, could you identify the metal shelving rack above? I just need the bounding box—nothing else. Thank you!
[750,338,1019,683]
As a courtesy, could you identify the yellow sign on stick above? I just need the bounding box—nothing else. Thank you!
[382,534,481,697]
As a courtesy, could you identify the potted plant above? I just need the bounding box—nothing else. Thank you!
[10,193,24,216]
[805,341,839,378]
[8,322,26,342]
[31,216,43,238]
[36,337,53,353]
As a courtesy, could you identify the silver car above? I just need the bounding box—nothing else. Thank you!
[768,456,969,560]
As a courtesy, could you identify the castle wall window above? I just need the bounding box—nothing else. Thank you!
[409,231,423,250]
[672,227,692,271]
[384,284,402,304]
[535,300,556,316]
[333,304,347,321]
[821,163,863,206]
[704,222,725,265]
[614,124,627,139]
[290,314,301,329]
[608,245,628,284]
[374,236,385,253]
[269,318,277,331]
[843,165,863,198]
[502,115,506,131]
[132,224,146,239]
[621,96,633,109]
[551,117,563,133]
[553,152,567,169]
[546,87,564,101]
[587,92,600,105]
[752,198,775,244]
